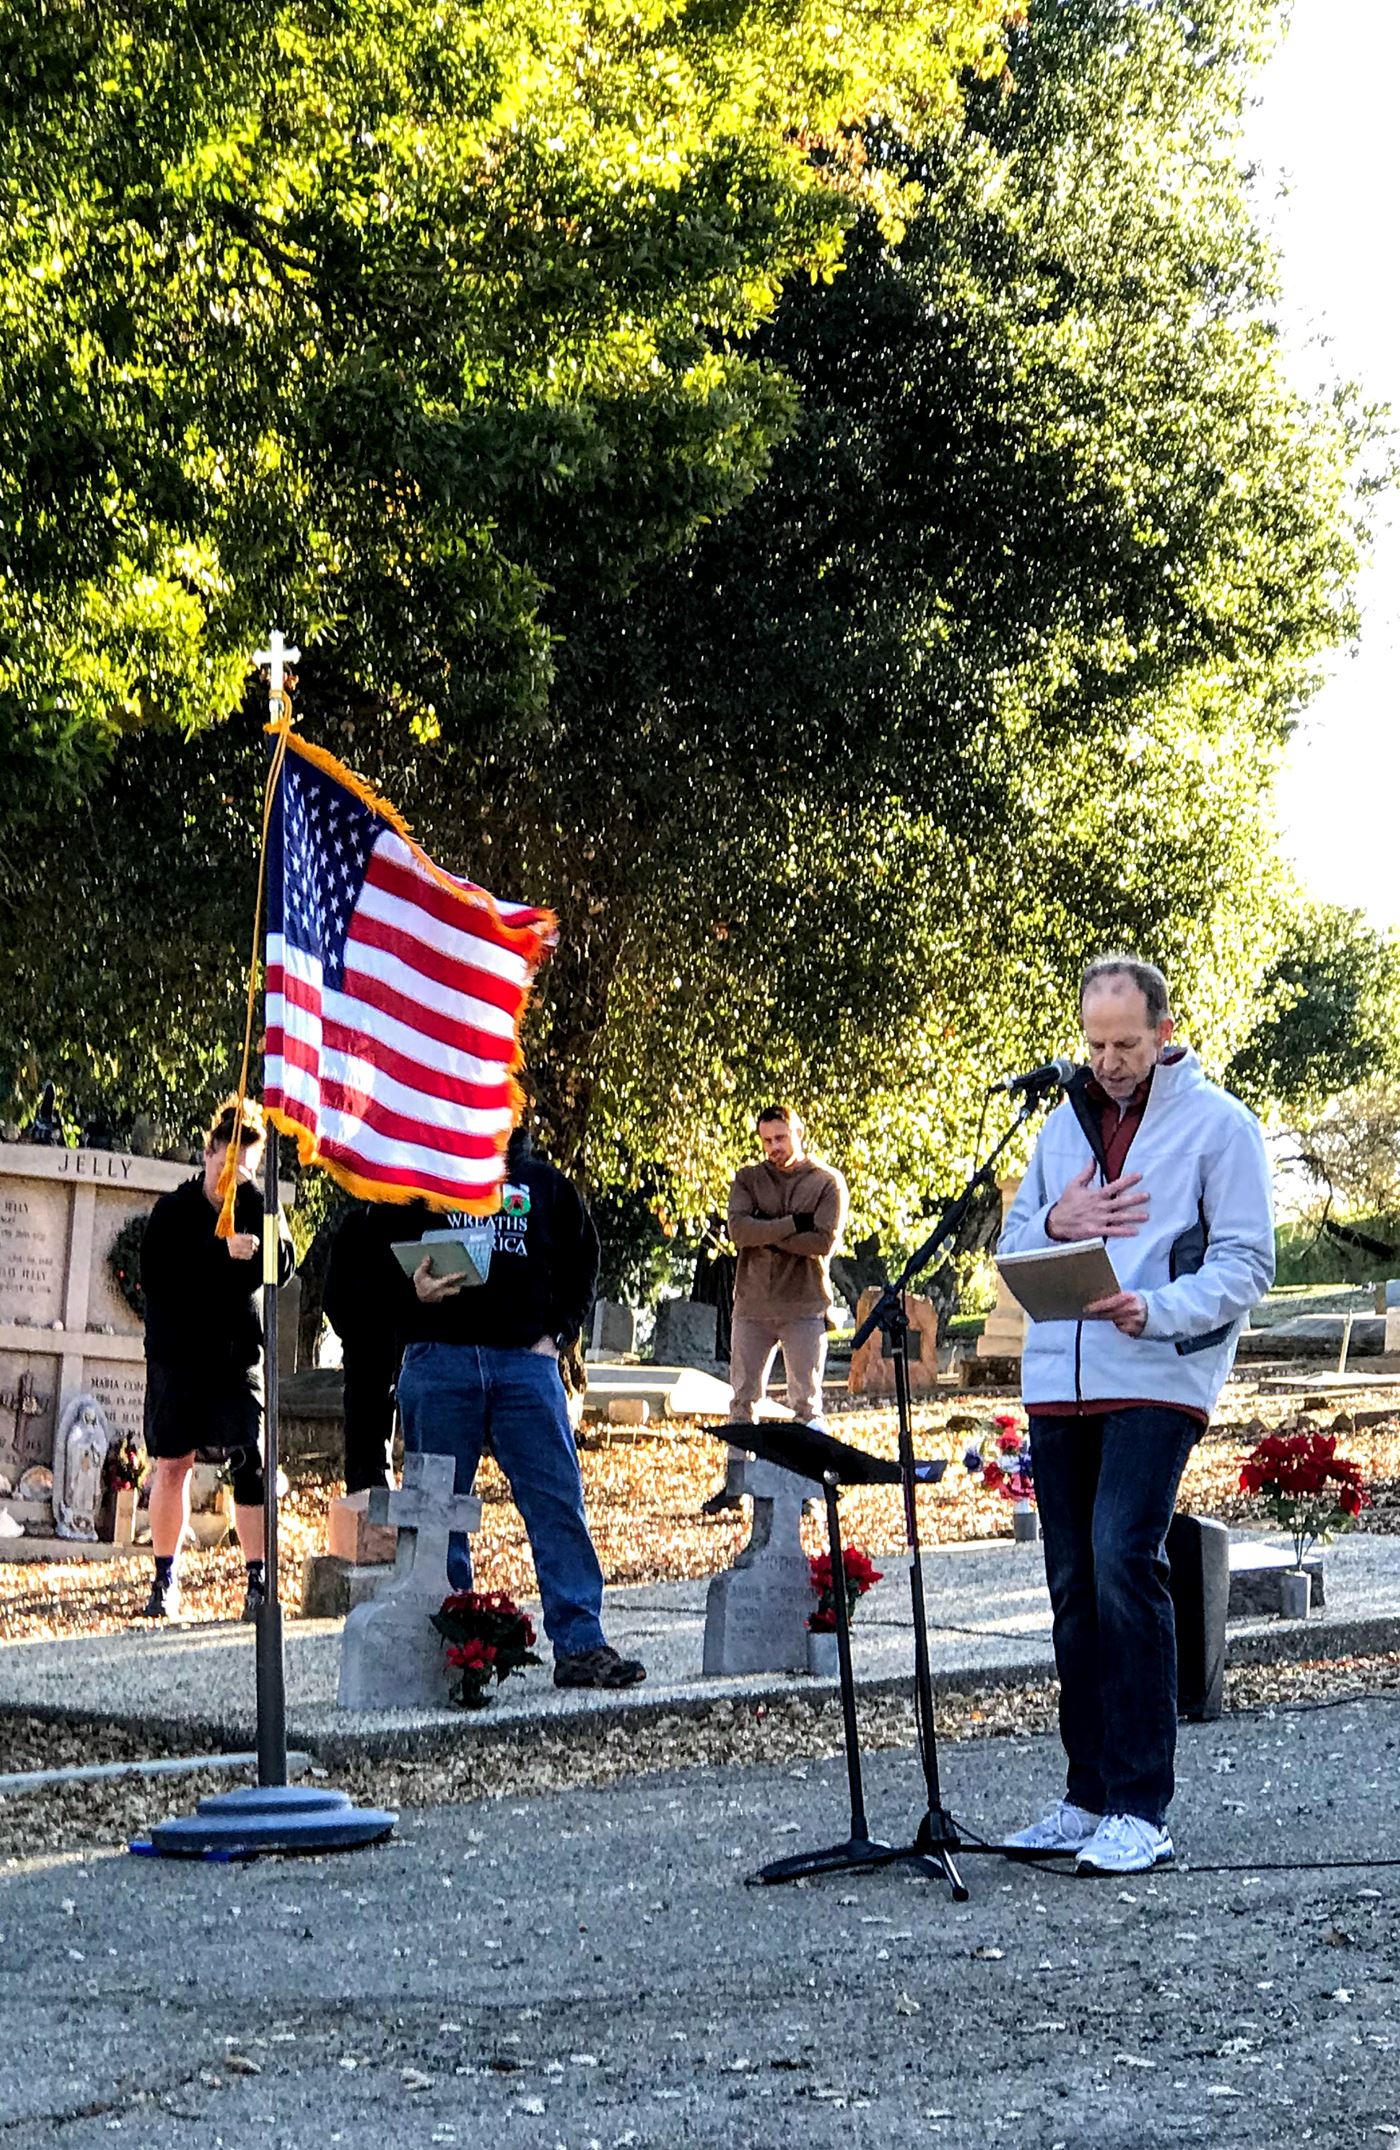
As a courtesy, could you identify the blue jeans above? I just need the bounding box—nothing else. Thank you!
[1030,1407,1200,1827]
[396,1342,607,1660]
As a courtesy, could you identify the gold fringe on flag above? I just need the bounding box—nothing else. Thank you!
[215,662,556,1236]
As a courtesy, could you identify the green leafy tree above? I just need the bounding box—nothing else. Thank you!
[1227,903,1400,1120]
[1,0,1387,1315]
[483,0,1383,1250]
[0,0,1013,817]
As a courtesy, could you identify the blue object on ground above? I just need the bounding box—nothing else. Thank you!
[131,1783,396,1859]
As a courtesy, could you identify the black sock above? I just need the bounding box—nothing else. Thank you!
[245,1560,265,1587]
[153,1555,175,1587]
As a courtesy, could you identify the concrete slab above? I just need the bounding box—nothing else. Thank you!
[1255,1371,1400,1399]
[579,1361,734,1418]
[5,1529,1400,1764]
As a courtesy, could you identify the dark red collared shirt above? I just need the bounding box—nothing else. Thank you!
[1090,1071,1152,1182]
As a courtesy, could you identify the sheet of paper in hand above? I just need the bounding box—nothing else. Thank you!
[994,1238,1121,1324]
[392,1225,494,1288]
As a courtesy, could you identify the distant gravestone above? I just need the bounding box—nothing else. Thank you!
[702,1454,811,1675]
[652,1297,718,1369]
[590,1298,636,1357]
[0,1142,189,1540]
[336,1450,482,1710]
[847,1289,941,1397]
[978,1178,1027,1360]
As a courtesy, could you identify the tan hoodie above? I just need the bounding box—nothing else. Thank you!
[727,1157,849,1320]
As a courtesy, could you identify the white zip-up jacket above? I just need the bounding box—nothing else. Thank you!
[999,1050,1274,1420]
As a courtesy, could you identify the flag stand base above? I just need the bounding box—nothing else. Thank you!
[132,1783,396,1861]
[130,1135,396,1863]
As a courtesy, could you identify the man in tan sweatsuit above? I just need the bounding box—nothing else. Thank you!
[704,1105,849,1513]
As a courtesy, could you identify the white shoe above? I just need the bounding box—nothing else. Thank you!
[1076,1812,1174,1875]
[1003,1799,1102,1856]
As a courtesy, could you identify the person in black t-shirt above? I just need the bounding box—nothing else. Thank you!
[396,1128,644,1691]
[138,1096,295,1623]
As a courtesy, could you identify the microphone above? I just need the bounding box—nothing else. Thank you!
[989,1055,1077,1097]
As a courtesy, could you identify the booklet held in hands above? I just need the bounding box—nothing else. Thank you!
[994,1238,1121,1324]
[391,1226,494,1289]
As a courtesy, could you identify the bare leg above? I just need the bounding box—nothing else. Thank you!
[148,1455,194,1561]
[233,1502,265,1564]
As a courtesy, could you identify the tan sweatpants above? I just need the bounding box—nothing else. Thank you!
[727,1313,829,1433]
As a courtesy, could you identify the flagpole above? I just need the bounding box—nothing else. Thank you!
[134,626,395,1858]
[257,1133,289,1788]
[253,627,297,1790]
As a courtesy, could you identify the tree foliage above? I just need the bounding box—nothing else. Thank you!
[0,0,1388,1285]
[1283,1082,1400,1259]
[1227,902,1400,1120]
[488,0,1383,1245]
[0,0,1013,816]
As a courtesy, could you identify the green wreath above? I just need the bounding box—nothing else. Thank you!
[107,1214,147,1322]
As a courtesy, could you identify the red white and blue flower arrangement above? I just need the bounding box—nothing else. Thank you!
[963,1410,1035,1507]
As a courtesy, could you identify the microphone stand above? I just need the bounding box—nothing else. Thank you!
[849,1081,1060,1899]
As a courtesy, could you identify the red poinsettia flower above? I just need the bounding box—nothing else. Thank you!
[982,1459,1005,1492]
[841,1548,884,1591]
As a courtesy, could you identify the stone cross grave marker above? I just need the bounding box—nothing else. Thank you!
[336,1449,482,1710]
[702,1451,812,1675]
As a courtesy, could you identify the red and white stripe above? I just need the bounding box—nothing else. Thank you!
[266,830,553,1210]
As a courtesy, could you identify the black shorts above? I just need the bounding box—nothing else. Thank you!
[144,1360,263,1464]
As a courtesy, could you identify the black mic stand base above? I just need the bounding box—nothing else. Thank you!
[755,1821,968,1898]
[755,1834,895,1887]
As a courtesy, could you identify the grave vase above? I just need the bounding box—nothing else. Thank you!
[805,1626,839,1678]
[1012,1499,1040,1544]
[1280,1568,1312,1619]
[110,1486,137,1546]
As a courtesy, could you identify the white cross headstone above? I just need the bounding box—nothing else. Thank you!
[336,1450,483,1710]
[702,1451,813,1675]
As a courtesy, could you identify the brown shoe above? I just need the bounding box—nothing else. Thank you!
[553,1645,646,1690]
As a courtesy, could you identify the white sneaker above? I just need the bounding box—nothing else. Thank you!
[1076,1812,1174,1875]
[1003,1799,1103,1856]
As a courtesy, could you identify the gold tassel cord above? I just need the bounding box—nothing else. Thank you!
[214,689,295,1240]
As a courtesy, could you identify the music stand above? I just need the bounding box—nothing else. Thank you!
[711,1419,957,1891]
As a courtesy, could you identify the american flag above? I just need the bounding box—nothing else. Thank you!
[264,736,555,1211]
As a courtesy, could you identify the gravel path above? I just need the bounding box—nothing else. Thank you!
[3,1679,1399,2148]
[5,1650,1400,1864]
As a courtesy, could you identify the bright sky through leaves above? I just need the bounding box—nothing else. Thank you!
[1246,0,1400,929]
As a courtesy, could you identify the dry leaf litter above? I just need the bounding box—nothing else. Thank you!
[4,1389,1400,1860]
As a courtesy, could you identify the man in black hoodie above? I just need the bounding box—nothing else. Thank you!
[395,1129,644,1691]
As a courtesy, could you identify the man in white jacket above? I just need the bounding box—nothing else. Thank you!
[998,953,1274,1875]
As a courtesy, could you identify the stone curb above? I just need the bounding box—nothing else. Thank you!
[4,1610,1399,1771]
